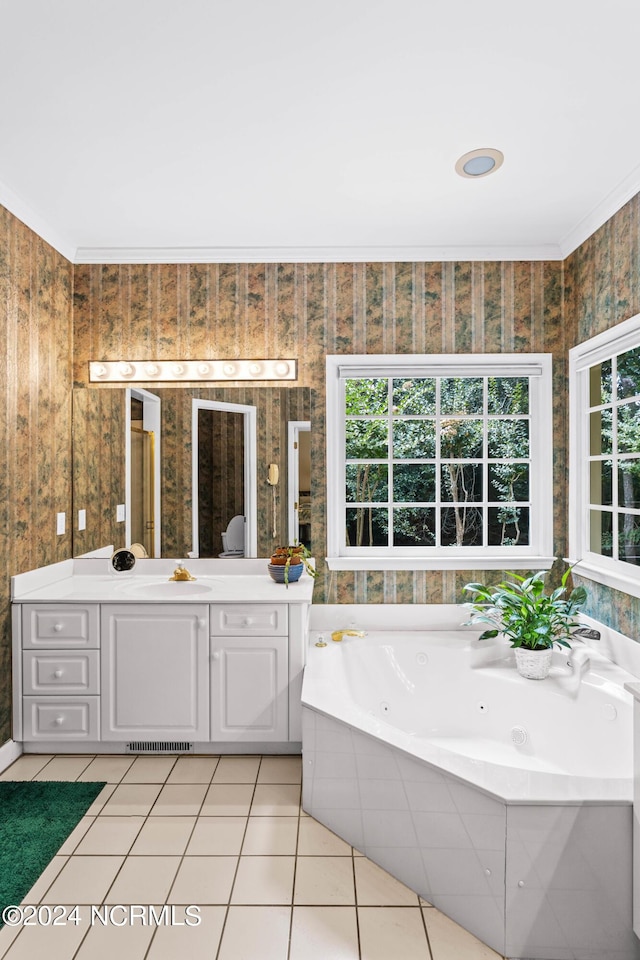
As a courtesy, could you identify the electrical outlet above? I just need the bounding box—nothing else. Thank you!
[116,503,126,522]
[56,512,66,535]
[78,509,86,531]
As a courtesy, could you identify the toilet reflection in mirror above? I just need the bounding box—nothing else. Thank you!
[219,515,245,558]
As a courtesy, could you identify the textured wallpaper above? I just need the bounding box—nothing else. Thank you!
[0,207,73,743]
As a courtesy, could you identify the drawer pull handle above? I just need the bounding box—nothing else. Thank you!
[53,669,64,679]
[198,619,206,628]
[53,623,63,632]
[243,617,254,626]
[212,651,220,661]
[54,716,64,726]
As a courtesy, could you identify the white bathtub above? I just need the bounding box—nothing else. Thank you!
[301,605,640,960]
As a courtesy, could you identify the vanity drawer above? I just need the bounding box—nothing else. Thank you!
[23,696,100,741]
[22,651,99,695]
[21,604,99,648]
[210,604,288,637]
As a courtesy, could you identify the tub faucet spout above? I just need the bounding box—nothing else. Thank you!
[567,647,591,675]
[331,629,366,642]
[573,627,600,642]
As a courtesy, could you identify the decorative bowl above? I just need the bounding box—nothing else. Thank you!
[268,562,303,584]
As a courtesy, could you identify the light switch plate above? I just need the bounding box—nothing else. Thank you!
[56,512,66,535]
[78,509,86,531]
[116,503,126,522]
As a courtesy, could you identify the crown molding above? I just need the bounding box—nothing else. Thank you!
[0,178,76,262]
[4,175,640,266]
[73,242,564,264]
[559,160,640,259]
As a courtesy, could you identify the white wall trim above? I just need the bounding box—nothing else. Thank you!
[191,399,257,558]
[287,421,311,545]
[125,388,162,558]
[326,353,554,566]
[0,739,22,774]
[73,243,564,264]
[569,311,640,599]
[3,170,640,267]
[325,556,556,571]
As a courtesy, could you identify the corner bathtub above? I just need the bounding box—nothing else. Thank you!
[301,605,640,960]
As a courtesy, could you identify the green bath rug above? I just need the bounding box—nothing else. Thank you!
[0,779,106,923]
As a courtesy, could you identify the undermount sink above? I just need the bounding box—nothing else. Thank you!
[120,579,221,598]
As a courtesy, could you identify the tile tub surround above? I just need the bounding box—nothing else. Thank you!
[302,605,640,960]
[0,753,503,960]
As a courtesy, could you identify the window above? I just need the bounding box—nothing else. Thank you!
[569,313,640,597]
[326,354,554,570]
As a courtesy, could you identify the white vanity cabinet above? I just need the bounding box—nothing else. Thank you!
[100,604,209,741]
[11,559,313,753]
[210,604,289,742]
[20,603,100,742]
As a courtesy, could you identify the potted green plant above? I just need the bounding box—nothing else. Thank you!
[463,568,587,679]
[268,544,316,586]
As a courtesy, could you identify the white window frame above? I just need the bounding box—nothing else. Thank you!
[569,312,640,599]
[326,353,554,571]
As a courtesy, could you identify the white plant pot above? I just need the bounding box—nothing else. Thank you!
[514,646,553,680]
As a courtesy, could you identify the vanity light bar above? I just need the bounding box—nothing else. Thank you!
[89,358,298,383]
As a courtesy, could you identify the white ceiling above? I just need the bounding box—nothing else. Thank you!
[1,0,640,263]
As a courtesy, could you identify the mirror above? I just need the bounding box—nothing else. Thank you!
[72,385,312,559]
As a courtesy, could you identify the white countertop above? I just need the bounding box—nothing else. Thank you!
[11,558,316,604]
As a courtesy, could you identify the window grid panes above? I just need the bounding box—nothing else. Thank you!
[588,346,640,568]
[344,376,531,550]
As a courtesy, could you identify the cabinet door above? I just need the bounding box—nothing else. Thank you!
[211,637,288,742]
[101,604,209,741]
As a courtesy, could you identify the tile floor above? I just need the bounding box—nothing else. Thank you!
[0,754,503,960]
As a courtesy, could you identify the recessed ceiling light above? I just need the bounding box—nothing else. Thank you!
[455,148,504,179]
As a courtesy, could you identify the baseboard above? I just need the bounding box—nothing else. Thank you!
[0,739,22,774]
